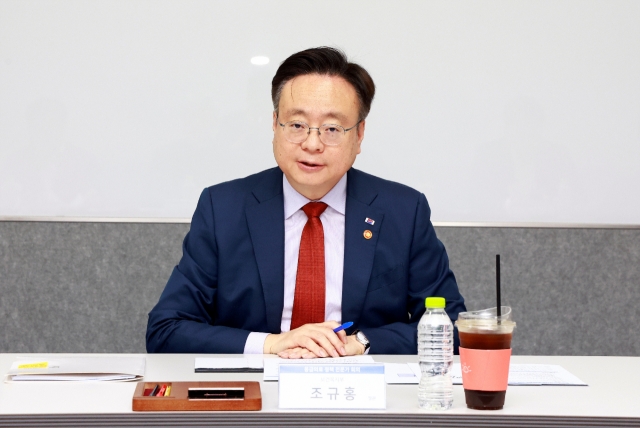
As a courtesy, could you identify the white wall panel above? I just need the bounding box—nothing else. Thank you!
[1,0,638,223]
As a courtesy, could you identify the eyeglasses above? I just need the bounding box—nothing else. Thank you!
[278,119,361,146]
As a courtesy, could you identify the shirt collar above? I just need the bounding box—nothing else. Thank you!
[283,174,347,219]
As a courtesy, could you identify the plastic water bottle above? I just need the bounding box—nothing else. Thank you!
[417,297,454,410]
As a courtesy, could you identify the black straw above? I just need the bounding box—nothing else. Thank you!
[496,254,502,322]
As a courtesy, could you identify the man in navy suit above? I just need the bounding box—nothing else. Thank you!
[146,47,465,357]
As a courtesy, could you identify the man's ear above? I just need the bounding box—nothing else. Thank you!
[356,120,366,153]
[272,111,278,132]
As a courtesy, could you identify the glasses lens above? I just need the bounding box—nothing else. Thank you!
[319,124,345,146]
[283,121,308,143]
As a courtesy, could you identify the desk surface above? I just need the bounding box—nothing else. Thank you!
[0,354,638,427]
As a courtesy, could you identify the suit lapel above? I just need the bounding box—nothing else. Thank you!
[342,169,384,325]
[245,169,285,333]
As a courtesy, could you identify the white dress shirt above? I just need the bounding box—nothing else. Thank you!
[243,174,346,353]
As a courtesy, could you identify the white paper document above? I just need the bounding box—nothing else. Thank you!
[394,363,587,386]
[384,363,421,384]
[6,356,145,382]
[263,356,375,381]
[503,364,588,386]
[194,356,264,373]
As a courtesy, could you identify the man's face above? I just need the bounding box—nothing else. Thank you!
[272,74,365,200]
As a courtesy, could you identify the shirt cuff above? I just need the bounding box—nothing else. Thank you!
[244,332,271,354]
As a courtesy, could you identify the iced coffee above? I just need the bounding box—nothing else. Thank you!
[455,306,516,410]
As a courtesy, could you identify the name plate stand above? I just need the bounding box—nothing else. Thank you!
[278,363,386,409]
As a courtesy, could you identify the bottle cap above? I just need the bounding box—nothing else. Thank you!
[425,297,445,308]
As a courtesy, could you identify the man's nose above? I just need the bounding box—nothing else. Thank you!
[301,129,324,151]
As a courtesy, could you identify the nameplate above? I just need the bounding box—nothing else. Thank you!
[278,363,386,409]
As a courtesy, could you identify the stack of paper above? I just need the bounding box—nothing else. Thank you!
[386,363,588,386]
[501,364,588,386]
[384,362,422,384]
[6,356,145,382]
[194,356,264,373]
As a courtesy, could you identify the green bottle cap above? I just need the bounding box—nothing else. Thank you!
[425,297,446,308]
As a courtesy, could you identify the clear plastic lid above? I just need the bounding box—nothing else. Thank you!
[455,306,516,334]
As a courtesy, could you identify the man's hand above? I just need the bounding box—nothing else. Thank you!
[276,334,365,359]
[263,321,348,358]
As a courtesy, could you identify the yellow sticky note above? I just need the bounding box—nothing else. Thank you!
[18,362,48,369]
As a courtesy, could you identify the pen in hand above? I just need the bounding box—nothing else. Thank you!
[333,321,353,333]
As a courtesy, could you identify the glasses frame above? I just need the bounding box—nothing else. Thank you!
[277,118,361,146]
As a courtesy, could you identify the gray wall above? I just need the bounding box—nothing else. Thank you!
[1,221,638,356]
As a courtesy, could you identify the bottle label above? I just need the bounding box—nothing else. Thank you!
[459,348,511,391]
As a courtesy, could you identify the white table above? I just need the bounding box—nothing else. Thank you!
[1,354,638,427]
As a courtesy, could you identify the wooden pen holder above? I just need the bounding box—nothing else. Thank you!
[132,381,262,411]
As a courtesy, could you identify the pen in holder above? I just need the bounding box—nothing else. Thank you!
[132,381,261,411]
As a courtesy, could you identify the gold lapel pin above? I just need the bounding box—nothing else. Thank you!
[363,230,373,240]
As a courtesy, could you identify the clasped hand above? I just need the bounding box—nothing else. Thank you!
[263,321,364,359]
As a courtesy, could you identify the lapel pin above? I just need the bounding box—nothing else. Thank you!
[365,217,375,225]
[363,230,373,240]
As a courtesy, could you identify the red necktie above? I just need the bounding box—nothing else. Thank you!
[290,202,328,330]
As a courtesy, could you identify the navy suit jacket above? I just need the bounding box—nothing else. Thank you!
[146,167,466,354]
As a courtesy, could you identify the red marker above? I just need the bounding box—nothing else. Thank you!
[156,384,167,396]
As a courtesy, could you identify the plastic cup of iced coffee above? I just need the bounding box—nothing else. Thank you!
[455,306,516,410]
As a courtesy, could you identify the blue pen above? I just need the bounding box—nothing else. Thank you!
[333,321,353,333]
